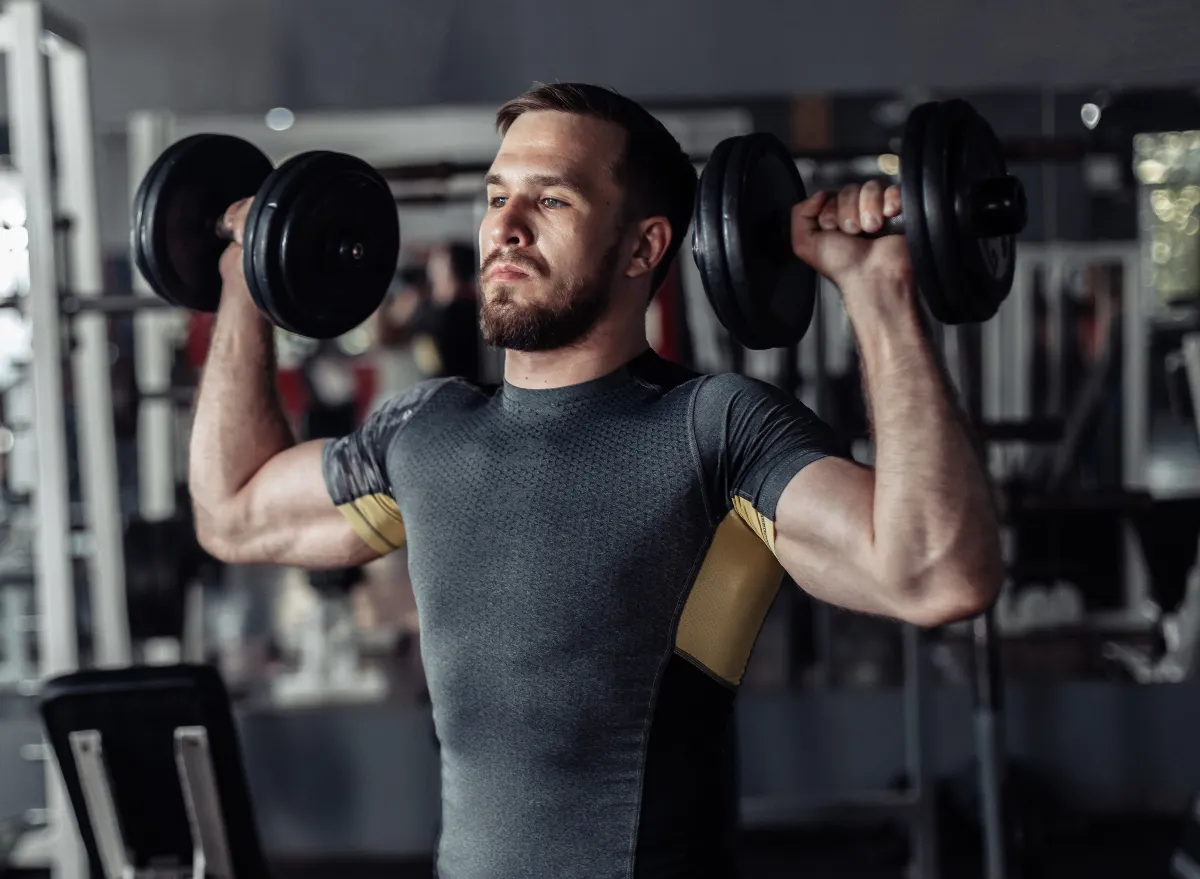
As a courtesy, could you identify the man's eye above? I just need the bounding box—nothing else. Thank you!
[542,197,566,208]
[489,196,508,208]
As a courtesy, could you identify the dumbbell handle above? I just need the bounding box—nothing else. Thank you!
[213,216,236,243]
[838,174,1027,241]
[858,214,907,240]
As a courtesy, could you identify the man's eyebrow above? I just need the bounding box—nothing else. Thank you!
[484,172,589,196]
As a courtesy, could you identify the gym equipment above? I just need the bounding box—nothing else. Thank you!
[39,664,268,879]
[132,134,400,339]
[692,99,1028,350]
[270,566,385,706]
[123,515,216,641]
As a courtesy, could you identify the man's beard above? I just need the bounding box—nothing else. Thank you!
[478,237,622,352]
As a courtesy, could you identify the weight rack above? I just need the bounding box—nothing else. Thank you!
[0,3,132,876]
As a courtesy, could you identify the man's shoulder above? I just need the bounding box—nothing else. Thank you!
[364,377,489,444]
[692,370,789,408]
[376,377,490,415]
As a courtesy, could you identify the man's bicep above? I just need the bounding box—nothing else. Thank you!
[770,457,906,618]
[226,440,385,568]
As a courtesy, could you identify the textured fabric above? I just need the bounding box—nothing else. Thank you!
[321,350,845,879]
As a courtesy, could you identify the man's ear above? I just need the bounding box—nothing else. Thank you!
[625,216,672,280]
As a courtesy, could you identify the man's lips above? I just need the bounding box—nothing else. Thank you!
[489,265,531,281]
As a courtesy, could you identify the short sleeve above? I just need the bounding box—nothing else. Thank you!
[322,380,445,554]
[692,372,849,552]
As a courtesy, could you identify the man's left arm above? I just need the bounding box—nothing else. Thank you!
[773,182,1004,627]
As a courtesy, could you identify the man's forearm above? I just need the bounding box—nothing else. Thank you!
[189,287,294,528]
[847,278,1002,608]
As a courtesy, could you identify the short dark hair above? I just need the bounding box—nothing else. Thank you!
[496,82,697,294]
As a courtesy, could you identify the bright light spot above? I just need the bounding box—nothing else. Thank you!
[0,198,26,228]
[265,107,295,132]
[1138,159,1167,184]
[1080,103,1102,130]
[877,153,901,176]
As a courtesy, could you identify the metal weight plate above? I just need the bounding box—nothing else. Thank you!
[947,100,1018,321]
[691,136,754,347]
[900,102,950,324]
[132,134,273,311]
[242,151,326,331]
[923,101,974,324]
[922,100,1020,324]
[722,132,817,350]
[245,152,400,339]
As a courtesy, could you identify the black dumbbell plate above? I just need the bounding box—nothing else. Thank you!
[132,134,273,311]
[721,132,818,350]
[922,100,1017,324]
[244,152,400,339]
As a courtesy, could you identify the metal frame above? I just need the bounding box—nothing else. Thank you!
[68,726,235,879]
[979,242,1149,621]
[0,3,120,875]
[46,18,130,669]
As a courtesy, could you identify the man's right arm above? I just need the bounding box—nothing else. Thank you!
[189,211,381,569]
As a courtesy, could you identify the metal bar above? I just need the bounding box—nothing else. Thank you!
[8,7,88,877]
[174,726,234,879]
[1182,333,1200,445]
[1121,247,1151,615]
[374,136,1112,181]
[39,4,84,49]
[128,113,181,521]
[69,730,133,879]
[1010,257,1034,474]
[972,610,1008,879]
[49,36,131,668]
[60,294,175,314]
[903,624,939,879]
[9,0,77,680]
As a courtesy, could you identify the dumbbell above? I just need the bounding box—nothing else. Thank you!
[132,134,400,339]
[691,99,1028,350]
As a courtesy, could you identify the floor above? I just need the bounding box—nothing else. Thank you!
[1,816,1179,878]
[258,816,1181,879]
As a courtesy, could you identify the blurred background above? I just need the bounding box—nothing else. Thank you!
[5,0,1200,877]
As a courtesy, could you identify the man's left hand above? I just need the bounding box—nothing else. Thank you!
[790,182,915,308]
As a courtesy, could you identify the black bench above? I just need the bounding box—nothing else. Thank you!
[39,664,268,879]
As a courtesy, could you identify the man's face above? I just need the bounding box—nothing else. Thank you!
[479,111,628,351]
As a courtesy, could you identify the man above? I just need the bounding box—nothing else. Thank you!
[191,83,1002,878]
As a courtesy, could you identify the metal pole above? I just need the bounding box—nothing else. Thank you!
[903,624,939,878]
[8,0,76,683]
[972,609,1008,879]
[48,35,131,667]
[127,112,180,521]
[7,5,88,877]
[1121,246,1151,615]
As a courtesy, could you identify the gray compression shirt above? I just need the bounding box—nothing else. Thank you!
[322,349,848,879]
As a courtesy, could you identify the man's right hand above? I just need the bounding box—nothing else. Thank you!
[218,197,254,293]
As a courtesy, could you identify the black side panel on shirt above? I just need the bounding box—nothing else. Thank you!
[635,654,739,879]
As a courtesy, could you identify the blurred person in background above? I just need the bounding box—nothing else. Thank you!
[369,263,430,413]
[375,242,482,385]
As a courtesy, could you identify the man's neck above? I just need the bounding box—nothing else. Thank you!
[503,321,651,390]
